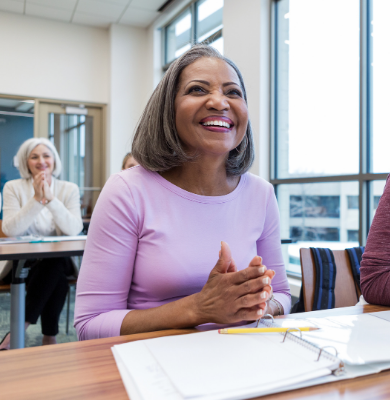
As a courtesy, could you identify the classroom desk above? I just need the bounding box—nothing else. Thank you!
[0,240,85,349]
[0,304,389,400]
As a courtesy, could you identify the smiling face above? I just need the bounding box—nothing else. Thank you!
[174,57,249,159]
[27,144,54,178]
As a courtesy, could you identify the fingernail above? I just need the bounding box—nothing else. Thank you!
[259,266,265,274]
[261,291,267,299]
[257,309,263,316]
[262,277,269,284]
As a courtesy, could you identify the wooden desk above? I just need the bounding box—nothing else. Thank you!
[1,304,389,400]
[0,240,85,349]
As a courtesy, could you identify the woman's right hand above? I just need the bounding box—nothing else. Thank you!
[33,171,45,203]
[194,242,274,324]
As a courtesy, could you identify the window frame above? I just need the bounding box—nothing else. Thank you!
[162,0,223,71]
[270,0,388,266]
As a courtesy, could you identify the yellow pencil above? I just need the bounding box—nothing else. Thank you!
[218,327,319,334]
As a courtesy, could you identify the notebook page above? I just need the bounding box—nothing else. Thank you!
[298,313,390,365]
[371,310,390,323]
[112,336,334,400]
[41,235,87,242]
[112,347,144,400]
[112,343,182,400]
[262,360,390,396]
[144,329,337,398]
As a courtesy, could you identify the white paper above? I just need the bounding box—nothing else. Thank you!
[144,329,337,398]
[268,360,390,395]
[0,235,87,244]
[298,312,390,365]
[111,313,390,400]
[112,343,182,400]
[41,235,87,242]
[112,347,144,400]
[371,310,390,323]
[112,335,333,400]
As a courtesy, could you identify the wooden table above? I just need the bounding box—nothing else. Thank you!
[0,240,86,349]
[1,304,389,400]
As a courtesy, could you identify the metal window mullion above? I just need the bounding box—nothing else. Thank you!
[359,0,372,245]
[162,26,167,68]
[270,0,278,181]
[270,172,388,186]
[191,2,197,44]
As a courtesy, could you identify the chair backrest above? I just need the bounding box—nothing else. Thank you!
[300,248,361,312]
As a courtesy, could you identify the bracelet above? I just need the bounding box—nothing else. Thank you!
[269,294,283,316]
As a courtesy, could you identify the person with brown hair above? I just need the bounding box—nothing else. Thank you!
[360,176,390,305]
[121,152,138,170]
[74,44,290,340]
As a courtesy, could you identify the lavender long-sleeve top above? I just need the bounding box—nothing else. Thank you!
[74,166,291,340]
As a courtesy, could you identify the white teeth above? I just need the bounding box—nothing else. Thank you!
[202,120,231,128]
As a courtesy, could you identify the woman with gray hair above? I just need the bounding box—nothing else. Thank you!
[75,44,290,340]
[0,138,83,350]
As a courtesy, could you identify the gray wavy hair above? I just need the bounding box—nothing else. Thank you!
[132,44,255,176]
[16,138,62,179]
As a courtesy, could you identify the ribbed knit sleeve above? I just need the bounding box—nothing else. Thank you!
[2,181,45,236]
[360,175,390,306]
[46,184,83,236]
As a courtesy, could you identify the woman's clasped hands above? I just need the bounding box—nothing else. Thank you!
[33,171,54,205]
[194,241,275,324]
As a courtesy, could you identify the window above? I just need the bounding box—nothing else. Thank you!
[290,195,340,218]
[290,227,340,242]
[369,180,386,222]
[165,9,192,65]
[0,97,34,219]
[272,0,389,276]
[347,196,359,210]
[347,230,359,242]
[163,0,223,69]
[373,196,381,209]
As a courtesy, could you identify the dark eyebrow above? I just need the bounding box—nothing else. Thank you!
[222,81,241,88]
[184,80,241,89]
[185,79,210,89]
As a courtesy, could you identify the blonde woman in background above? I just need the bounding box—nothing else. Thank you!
[0,138,82,350]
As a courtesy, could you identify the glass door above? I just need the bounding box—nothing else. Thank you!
[0,97,35,220]
[36,102,104,217]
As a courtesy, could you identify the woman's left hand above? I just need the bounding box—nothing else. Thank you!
[42,174,54,203]
[262,285,275,316]
[247,257,277,317]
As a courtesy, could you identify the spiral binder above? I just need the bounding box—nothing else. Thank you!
[259,314,345,376]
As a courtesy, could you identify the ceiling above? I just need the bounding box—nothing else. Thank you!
[0,0,170,28]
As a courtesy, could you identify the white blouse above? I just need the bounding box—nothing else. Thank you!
[2,177,83,237]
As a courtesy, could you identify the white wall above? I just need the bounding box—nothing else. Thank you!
[0,11,109,103]
[0,11,153,176]
[224,0,271,180]
[108,24,149,173]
